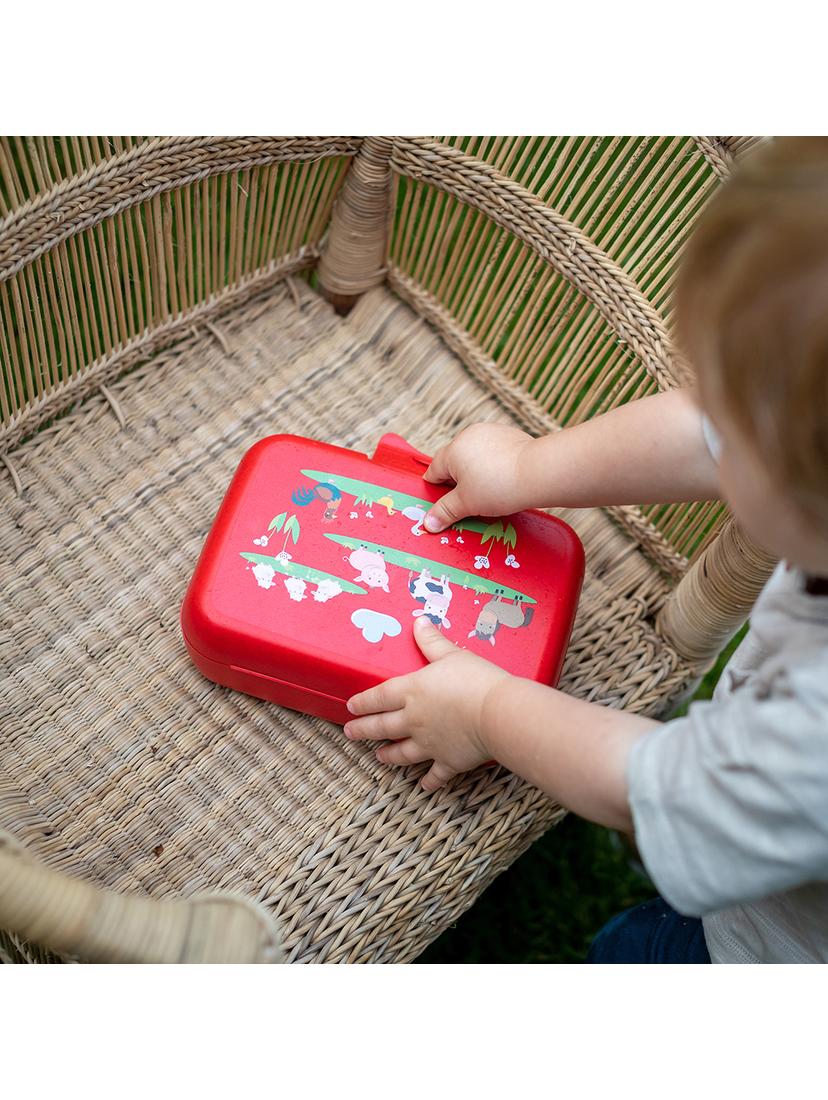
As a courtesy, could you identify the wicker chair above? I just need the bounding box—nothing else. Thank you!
[0,136,775,963]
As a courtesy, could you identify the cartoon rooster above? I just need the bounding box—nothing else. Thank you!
[291,481,342,522]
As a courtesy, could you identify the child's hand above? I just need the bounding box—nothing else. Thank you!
[422,423,534,533]
[343,617,511,791]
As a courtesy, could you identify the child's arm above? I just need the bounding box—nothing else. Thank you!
[424,387,720,532]
[480,674,656,831]
[345,616,657,812]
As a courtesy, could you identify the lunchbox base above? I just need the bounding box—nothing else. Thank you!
[183,635,351,726]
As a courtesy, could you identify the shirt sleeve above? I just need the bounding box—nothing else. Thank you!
[701,413,722,464]
[626,673,828,916]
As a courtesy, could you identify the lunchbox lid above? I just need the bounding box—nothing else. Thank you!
[181,432,584,701]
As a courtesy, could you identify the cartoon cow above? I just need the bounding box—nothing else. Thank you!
[468,589,533,646]
[346,545,390,593]
[408,568,453,629]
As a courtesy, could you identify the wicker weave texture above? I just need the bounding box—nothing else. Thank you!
[0,138,354,431]
[0,280,693,962]
[0,136,775,961]
[387,137,762,565]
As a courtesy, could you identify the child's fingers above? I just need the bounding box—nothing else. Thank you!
[424,488,465,533]
[344,709,408,742]
[347,676,407,716]
[422,446,451,484]
[421,761,457,792]
[375,739,432,766]
[413,616,459,661]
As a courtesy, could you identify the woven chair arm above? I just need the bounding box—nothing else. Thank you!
[0,835,282,963]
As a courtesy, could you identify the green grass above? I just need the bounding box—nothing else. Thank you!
[240,551,367,593]
[417,624,748,963]
[324,533,535,603]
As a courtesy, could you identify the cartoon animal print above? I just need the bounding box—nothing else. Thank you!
[408,568,453,629]
[376,496,397,515]
[402,505,426,536]
[468,589,534,647]
[252,562,277,589]
[284,576,308,601]
[346,545,390,593]
[313,578,344,602]
[291,481,342,522]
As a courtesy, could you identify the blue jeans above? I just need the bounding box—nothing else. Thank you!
[587,897,711,963]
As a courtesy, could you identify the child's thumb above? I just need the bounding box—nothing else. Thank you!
[424,490,464,533]
[413,616,457,661]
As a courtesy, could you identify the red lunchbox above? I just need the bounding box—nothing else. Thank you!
[181,433,584,725]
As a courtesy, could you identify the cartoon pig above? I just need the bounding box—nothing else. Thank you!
[346,546,390,593]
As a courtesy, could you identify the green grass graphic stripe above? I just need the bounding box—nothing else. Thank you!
[240,553,367,593]
[299,469,489,534]
[323,534,536,604]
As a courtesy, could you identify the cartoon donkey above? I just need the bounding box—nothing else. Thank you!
[291,480,342,522]
[408,568,453,629]
[468,589,533,646]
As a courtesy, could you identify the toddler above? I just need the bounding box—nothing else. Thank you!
[343,137,828,964]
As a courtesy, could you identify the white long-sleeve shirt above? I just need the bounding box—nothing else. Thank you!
[627,414,828,962]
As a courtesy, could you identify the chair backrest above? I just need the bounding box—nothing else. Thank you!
[0,136,776,665]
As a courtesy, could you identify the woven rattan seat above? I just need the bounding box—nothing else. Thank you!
[0,137,776,962]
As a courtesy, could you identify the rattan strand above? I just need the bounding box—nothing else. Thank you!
[0,840,283,963]
[0,136,359,284]
[0,248,318,461]
[386,263,691,584]
[657,517,777,664]
[390,138,689,391]
[318,138,393,304]
[0,154,351,428]
[0,135,768,962]
[693,137,766,182]
[0,282,695,963]
[388,138,736,564]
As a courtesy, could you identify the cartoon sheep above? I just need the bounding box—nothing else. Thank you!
[313,579,343,602]
[252,562,276,589]
[283,576,308,601]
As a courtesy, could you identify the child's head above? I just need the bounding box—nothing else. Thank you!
[675,137,828,573]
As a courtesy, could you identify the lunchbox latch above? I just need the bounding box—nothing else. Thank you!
[370,433,433,474]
